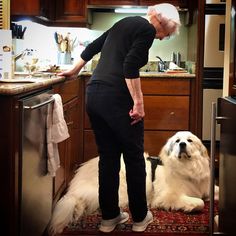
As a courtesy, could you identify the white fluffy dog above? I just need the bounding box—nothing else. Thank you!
[49,131,218,235]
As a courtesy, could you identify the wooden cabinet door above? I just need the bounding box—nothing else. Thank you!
[144,95,190,130]
[55,0,88,24]
[144,130,175,156]
[88,0,138,5]
[11,0,40,15]
[64,97,81,182]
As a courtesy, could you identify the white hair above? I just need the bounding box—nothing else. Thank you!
[147,3,181,35]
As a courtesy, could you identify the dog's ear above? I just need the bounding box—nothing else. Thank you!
[200,142,209,159]
[159,137,174,157]
[194,137,209,159]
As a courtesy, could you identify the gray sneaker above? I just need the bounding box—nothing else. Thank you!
[99,212,129,233]
[132,210,153,232]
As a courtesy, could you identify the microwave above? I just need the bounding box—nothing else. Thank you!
[206,0,226,3]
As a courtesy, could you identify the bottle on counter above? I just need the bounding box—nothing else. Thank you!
[171,52,177,64]
[176,52,181,67]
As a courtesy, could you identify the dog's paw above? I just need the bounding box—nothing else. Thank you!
[180,197,205,212]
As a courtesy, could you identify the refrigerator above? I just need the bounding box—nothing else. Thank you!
[217,97,236,235]
[202,3,225,141]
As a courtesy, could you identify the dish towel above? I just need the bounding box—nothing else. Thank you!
[47,94,70,176]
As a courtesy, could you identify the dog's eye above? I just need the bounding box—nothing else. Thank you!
[187,139,193,143]
[176,139,180,143]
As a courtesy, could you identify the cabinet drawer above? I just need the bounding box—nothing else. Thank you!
[54,79,80,104]
[141,78,190,95]
[144,130,176,156]
[144,96,189,130]
[84,96,190,130]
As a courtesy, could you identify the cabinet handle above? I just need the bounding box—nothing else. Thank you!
[170,112,175,115]
[215,116,228,120]
[23,96,54,110]
[215,116,228,124]
[66,121,73,126]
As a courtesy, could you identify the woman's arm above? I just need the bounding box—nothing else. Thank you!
[58,30,110,78]
[125,78,145,125]
[57,56,86,77]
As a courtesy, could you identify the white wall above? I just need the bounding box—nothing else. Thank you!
[14,11,188,70]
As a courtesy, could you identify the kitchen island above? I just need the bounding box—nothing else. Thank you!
[0,71,195,236]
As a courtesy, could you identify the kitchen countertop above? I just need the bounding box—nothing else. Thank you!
[81,71,195,78]
[0,74,66,95]
[0,71,195,96]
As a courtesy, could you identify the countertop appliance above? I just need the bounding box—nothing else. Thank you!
[19,90,54,236]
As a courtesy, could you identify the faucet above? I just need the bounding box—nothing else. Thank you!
[156,56,166,72]
[13,49,34,72]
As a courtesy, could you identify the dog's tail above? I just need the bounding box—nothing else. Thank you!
[48,194,79,235]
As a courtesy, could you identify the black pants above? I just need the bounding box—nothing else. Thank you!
[86,83,147,222]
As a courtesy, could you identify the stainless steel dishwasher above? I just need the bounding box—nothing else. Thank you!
[19,90,54,236]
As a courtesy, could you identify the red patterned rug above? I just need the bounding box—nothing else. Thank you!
[59,201,218,235]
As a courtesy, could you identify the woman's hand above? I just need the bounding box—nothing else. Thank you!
[57,69,75,77]
[129,102,145,125]
[57,57,87,79]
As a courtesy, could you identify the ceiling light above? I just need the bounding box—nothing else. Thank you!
[114,7,147,14]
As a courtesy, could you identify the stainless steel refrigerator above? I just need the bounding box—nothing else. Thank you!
[217,97,236,235]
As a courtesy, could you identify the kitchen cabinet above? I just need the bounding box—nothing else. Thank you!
[88,0,138,5]
[0,86,56,236]
[11,0,40,15]
[88,0,188,7]
[81,76,192,161]
[0,76,85,235]
[11,0,89,27]
[45,0,88,27]
[53,79,83,201]
[142,77,191,155]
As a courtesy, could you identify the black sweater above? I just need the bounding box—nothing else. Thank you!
[81,16,156,91]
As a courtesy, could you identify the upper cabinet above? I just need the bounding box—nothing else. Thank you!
[88,0,138,5]
[11,0,40,15]
[11,0,89,27]
[11,0,188,27]
[44,0,88,27]
[88,0,188,8]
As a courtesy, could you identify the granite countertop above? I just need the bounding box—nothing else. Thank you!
[0,74,65,96]
[80,71,195,78]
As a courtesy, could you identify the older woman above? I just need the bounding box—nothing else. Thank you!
[59,3,180,233]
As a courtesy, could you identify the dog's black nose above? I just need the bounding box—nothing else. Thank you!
[179,142,186,149]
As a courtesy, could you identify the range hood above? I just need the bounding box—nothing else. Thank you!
[87,5,148,13]
[87,5,188,14]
